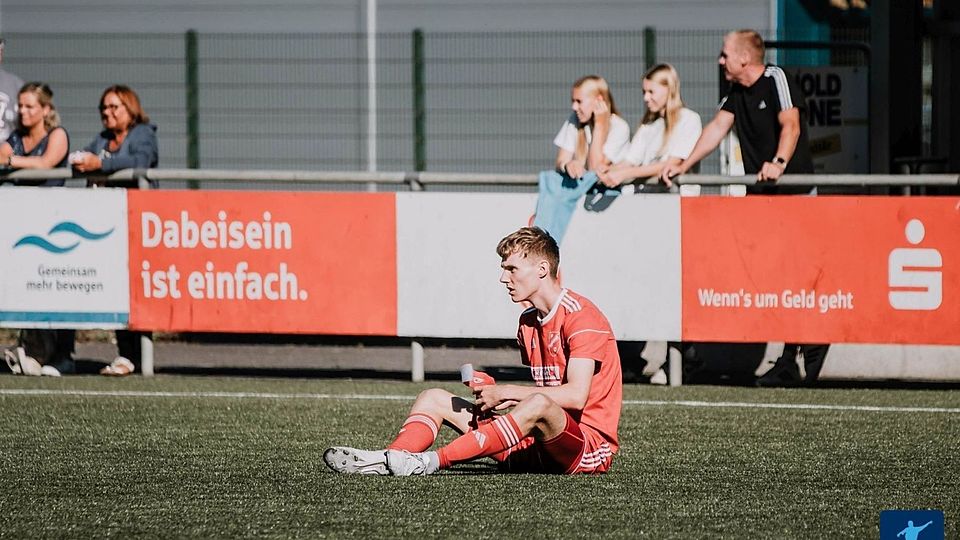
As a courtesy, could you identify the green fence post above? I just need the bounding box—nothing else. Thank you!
[644,27,656,70]
[412,28,426,172]
[185,29,200,188]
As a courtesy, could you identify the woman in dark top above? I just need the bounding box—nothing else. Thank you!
[0,83,75,376]
[72,84,158,187]
[0,82,69,186]
[72,85,158,376]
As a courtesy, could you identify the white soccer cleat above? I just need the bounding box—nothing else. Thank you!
[322,447,390,475]
[385,449,438,476]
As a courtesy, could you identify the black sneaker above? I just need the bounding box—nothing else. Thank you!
[756,359,802,387]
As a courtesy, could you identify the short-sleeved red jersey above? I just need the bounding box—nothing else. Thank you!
[516,289,623,452]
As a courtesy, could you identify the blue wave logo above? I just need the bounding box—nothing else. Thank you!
[13,222,115,254]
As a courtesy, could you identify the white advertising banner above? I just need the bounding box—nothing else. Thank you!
[0,187,129,328]
[397,193,534,339]
[396,192,682,341]
[561,193,681,341]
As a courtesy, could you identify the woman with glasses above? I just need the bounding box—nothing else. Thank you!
[71,85,158,376]
[71,84,157,187]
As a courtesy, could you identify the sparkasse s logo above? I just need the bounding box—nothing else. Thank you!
[888,219,942,311]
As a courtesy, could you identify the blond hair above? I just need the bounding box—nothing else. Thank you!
[572,75,620,162]
[727,29,765,64]
[641,64,685,156]
[496,227,560,279]
[18,82,60,132]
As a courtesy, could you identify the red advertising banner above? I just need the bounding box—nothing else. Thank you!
[128,191,397,334]
[681,197,960,344]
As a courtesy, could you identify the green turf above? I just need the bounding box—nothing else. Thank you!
[1,375,957,539]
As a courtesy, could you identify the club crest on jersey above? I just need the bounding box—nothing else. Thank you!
[548,332,561,355]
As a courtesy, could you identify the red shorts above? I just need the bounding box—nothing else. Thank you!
[482,410,614,474]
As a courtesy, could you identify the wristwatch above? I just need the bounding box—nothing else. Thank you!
[773,156,787,168]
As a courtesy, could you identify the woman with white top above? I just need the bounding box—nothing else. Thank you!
[534,75,630,243]
[553,75,631,179]
[597,63,701,189]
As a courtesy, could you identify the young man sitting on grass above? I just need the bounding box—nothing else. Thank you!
[323,226,623,476]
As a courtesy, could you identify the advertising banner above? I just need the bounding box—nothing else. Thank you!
[396,193,534,339]
[0,187,128,328]
[562,193,682,341]
[128,191,397,334]
[788,66,869,173]
[396,192,682,341]
[681,197,960,344]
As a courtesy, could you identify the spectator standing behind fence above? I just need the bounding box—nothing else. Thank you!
[596,64,701,189]
[0,38,25,143]
[0,83,76,377]
[71,85,158,376]
[532,75,630,243]
[660,29,828,387]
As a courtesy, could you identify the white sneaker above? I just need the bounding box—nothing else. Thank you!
[40,365,62,377]
[5,347,42,376]
[649,368,668,385]
[41,358,75,377]
[322,447,390,475]
[385,450,438,476]
[4,348,21,374]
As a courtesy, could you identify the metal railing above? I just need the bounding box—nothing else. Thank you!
[3,168,958,189]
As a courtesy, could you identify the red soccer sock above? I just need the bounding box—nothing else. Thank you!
[386,413,440,452]
[437,414,522,469]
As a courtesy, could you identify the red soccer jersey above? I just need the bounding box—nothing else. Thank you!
[516,289,623,452]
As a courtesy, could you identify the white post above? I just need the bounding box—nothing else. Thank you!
[411,340,424,382]
[668,346,682,387]
[140,334,154,377]
[366,0,378,172]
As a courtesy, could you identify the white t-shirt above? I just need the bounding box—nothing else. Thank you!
[553,112,631,164]
[618,107,702,166]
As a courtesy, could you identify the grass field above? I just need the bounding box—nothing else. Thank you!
[1,374,957,539]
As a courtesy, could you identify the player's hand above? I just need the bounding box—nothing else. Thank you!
[564,160,586,179]
[495,400,519,411]
[758,161,785,182]
[660,163,685,187]
[475,385,505,412]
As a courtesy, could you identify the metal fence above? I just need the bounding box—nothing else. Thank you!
[5,28,868,177]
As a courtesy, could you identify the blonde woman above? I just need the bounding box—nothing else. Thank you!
[597,64,702,188]
[534,75,630,243]
[0,82,69,186]
[0,83,76,377]
[553,75,631,178]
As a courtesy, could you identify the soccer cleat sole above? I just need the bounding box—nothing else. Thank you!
[322,447,390,475]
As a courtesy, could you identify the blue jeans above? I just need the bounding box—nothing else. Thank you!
[532,170,619,243]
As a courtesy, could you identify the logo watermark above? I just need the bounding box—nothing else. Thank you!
[879,510,944,540]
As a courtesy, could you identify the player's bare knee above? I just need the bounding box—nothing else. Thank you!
[519,392,555,417]
[412,387,452,413]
